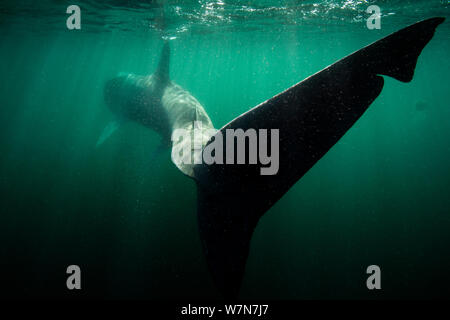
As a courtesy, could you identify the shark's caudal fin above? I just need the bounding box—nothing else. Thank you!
[193,17,445,298]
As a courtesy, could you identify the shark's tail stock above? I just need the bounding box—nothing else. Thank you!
[192,17,445,298]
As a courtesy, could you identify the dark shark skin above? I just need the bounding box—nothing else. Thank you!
[101,17,444,299]
[193,17,445,298]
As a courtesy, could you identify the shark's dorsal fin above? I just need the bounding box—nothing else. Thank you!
[154,40,170,84]
[193,17,445,298]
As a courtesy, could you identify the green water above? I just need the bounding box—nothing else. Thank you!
[0,1,449,299]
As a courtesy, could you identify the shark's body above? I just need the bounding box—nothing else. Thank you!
[99,18,445,298]
[101,42,214,177]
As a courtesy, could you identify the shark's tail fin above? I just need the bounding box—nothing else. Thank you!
[193,17,444,298]
[347,17,445,82]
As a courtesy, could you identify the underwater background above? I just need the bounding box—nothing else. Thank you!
[0,0,449,299]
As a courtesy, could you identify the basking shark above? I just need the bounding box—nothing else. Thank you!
[98,17,445,298]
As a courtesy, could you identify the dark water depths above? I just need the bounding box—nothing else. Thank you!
[0,1,449,299]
